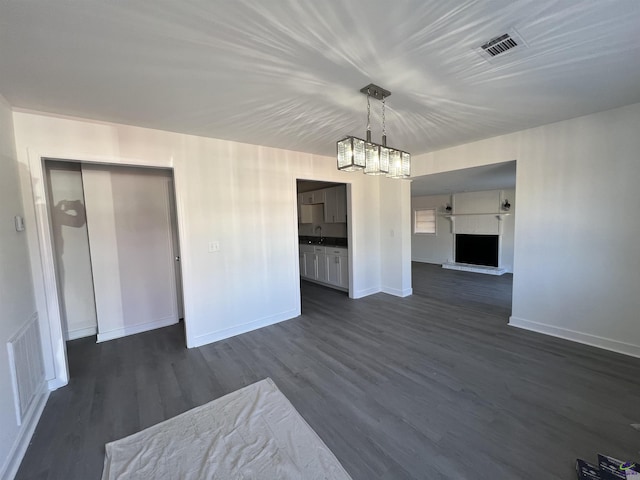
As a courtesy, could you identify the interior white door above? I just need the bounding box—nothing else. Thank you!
[82,165,179,342]
[167,177,184,319]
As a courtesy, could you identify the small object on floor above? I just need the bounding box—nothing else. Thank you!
[598,454,640,479]
[576,459,601,480]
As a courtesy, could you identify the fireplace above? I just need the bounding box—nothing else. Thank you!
[455,234,499,267]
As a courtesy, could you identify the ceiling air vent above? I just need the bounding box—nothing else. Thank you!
[476,29,526,62]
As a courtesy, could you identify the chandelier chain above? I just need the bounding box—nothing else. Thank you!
[382,96,386,137]
[366,88,371,133]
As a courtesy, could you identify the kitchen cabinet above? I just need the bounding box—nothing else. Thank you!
[335,185,347,223]
[304,253,315,279]
[323,187,336,223]
[325,247,348,289]
[299,244,348,291]
[314,246,327,282]
[300,244,314,279]
[299,244,326,282]
[299,186,346,223]
[301,190,326,205]
[323,185,347,223]
[299,251,306,277]
[300,203,323,224]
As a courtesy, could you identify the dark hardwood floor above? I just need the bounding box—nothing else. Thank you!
[16,262,640,479]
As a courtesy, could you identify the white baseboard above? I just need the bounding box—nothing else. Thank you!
[97,316,178,343]
[382,286,413,298]
[411,258,441,265]
[47,377,66,391]
[509,316,640,359]
[351,286,380,299]
[66,325,97,341]
[0,385,49,480]
[189,308,299,349]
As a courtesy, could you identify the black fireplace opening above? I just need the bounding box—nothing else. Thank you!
[455,234,499,267]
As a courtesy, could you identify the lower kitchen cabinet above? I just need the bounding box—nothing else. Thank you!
[326,247,348,289]
[299,244,348,291]
[299,251,306,277]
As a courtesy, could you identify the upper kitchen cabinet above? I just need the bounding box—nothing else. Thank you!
[335,185,346,223]
[301,190,326,205]
[324,185,346,223]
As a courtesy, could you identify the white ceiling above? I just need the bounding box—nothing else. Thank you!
[411,161,516,197]
[1,1,639,156]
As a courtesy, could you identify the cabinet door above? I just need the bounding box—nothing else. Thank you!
[304,253,316,279]
[339,256,349,288]
[324,187,337,223]
[312,189,326,204]
[302,192,315,205]
[299,252,305,277]
[335,185,347,223]
[316,253,327,282]
[326,254,340,286]
[299,204,313,224]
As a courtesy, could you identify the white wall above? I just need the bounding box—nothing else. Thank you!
[499,189,515,273]
[413,102,640,357]
[0,97,44,478]
[12,111,411,387]
[411,194,453,264]
[411,189,515,272]
[380,178,413,297]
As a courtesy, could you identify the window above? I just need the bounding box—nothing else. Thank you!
[414,208,436,234]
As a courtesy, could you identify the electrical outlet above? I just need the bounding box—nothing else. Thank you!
[208,241,220,252]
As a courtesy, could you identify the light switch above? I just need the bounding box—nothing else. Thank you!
[208,241,220,252]
[14,215,25,232]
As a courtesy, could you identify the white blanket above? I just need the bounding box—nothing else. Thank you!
[101,378,352,479]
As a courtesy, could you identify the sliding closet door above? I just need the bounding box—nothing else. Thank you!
[45,161,98,340]
[82,165,179,342]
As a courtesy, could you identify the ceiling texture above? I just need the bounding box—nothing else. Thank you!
[1,1,639,157]
[410,161,516,197]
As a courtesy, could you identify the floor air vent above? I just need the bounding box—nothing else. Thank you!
[476,30,526,61]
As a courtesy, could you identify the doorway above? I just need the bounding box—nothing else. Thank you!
[409,161,516,320]
[296,179,351,310]
[44,160,185,347]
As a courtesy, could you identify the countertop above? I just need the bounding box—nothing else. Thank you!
[298,236,348,248]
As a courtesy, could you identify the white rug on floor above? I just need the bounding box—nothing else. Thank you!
[101,378,352,480]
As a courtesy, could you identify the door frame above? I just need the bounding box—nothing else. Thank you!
[24,148,189,390]
[294,177,354,310]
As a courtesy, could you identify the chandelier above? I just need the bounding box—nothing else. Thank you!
[337,83,410,178]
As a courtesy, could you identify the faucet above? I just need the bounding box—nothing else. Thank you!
[314,225,323,242]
